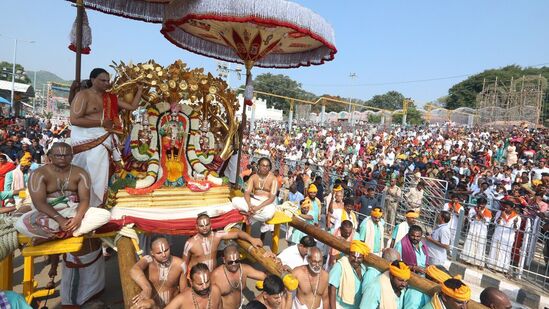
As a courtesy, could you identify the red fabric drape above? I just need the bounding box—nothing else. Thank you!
[96,209,244,235]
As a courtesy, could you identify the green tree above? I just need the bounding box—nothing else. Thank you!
[392,102,424,125]
[0,61,32,84]
[251,73,317,114]
[367,114,382,124]
[446,65,549,109]
[315,94,364,113]
[367,91,406,111]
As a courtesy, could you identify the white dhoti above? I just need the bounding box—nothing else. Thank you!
[231,195,276,223]
[15,199,111,239]
[487,227,516,272]
[61,248,105,306]
[70,126,118,208]
[461,221,488,266]
[292,296,322,309]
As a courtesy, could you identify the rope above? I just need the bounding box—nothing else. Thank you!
[112,223,143,258]
[277,201,300,218]
[0,216,19,261]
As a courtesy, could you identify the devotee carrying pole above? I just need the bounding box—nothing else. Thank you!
[288,217,489,309]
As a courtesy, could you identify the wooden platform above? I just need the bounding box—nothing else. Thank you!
[115,185,233,208]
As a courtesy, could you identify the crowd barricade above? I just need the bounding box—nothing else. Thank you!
[398,193,549,291]
[449,202,549,290]
[246,153,549,290]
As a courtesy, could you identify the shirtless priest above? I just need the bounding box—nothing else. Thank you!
[181,214,263,288]
[130,237,184,308]
[211,245,266,309]
[232,157,277,223]
[291,247,329,309]
[14,142,111,307]
[166,263,222,309]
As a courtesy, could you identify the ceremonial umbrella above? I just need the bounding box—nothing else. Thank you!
[160,0,337,180]
[68,0,168,23]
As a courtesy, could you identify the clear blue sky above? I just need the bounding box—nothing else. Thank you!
[1,0,548,106]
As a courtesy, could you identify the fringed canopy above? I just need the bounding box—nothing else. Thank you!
[161,0,337,69]
[67,0,168,23]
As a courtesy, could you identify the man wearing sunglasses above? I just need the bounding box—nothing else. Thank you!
[211,245,266,309]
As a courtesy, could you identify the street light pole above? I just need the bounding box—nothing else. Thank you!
[32,70,37,114]
[10,38,17,114]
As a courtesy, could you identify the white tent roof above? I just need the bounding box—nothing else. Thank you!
[0,80,32,93]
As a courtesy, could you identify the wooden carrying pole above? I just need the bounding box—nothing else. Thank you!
[117,237,141,309]
[288,217,488,309]
[234,236,288,278]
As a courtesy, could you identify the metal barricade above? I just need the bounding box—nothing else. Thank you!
[450,203,549,290]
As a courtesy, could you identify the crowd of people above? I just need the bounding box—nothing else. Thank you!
[244,119,549,276]
[0,67,547,309]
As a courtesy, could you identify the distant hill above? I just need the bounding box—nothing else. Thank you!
[27,70,71,92]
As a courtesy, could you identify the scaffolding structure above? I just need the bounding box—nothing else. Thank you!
[476,75,546,126]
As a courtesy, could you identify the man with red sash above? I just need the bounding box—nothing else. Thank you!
[395,225,429,309]
[70,68,142,208]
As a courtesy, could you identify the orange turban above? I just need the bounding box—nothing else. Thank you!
[370,208,383,218]
[425,265,451,284]
[405,211,420,218]
[389,261,411,280]
[308,184,318,193]
[349,240,370,256]
[301,199,312,208]
[441,278,471,302]
[333,185,343,192]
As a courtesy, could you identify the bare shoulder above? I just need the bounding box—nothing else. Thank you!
[167,292,187,308]
[31,165,49,177]
[211,284,221,297]
[242,264,257,273]
[321,270,329,280]
[171,256,183,265]
[75,88,92,98]
[292,265,306,276]
[71,89,91,105]
[210,266,223,278]
[71,165,89,176]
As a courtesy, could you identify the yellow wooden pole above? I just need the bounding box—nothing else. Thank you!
[271,224,281,254]
[22,257,34,302]
[0,255,13,290]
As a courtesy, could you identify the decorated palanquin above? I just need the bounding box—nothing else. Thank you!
[103,60,243,234]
